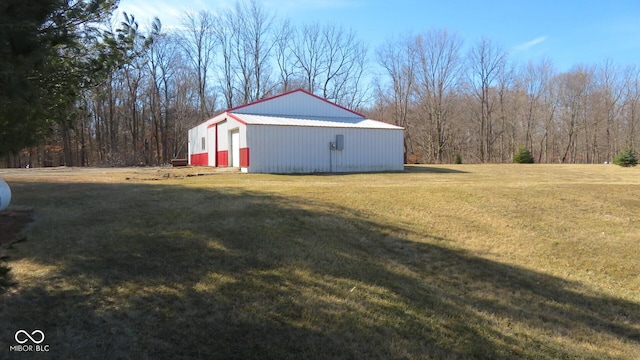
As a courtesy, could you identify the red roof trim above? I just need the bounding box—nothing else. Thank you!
[227,113,248,125]
[206,117,227,128]
[204,112,247,128]
[227,88,366,118]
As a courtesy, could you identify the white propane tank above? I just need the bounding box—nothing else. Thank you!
[0,178,11,211]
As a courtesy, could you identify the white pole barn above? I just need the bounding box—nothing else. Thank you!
[188,89,404,173]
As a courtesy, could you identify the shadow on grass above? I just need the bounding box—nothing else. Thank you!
[0,181,638,359]
[272,164,468,176]
[403,165,468,174]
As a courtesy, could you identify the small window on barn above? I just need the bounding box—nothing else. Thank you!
[201,137,206,151]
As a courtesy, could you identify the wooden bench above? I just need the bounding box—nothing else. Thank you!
[170,159,188,167]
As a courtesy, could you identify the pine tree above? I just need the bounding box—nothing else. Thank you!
[0,0,119,156]
[513,146,534,164]
[613,148,638,167]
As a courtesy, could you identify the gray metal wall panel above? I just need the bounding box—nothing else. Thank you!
[247,125,404,173]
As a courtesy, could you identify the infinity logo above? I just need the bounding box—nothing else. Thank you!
[15,330,45,344]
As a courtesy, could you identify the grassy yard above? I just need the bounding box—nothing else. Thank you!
[0,164,639,359]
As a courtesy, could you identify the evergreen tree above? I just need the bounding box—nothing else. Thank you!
[513,146,534,163]
[0,0,119,156]
[613,147,638,167]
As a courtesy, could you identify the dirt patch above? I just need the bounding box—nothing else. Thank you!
[0,210,33,245]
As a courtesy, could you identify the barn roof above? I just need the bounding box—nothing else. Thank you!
[197,89,403,130]
[229,113,402,129]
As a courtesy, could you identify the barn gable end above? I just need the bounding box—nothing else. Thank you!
[230,89,363,119]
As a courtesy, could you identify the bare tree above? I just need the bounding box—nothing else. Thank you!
[622,65,640,150]
[147,24,185,164]
[213,13,235,109]
[319,25,369,107]
[244,0,277,100]
[466,37,508,162]
[414,29,464,163]
[554,67,593,163]
[292,22,325,95]
[595,59,626,162]
[496,61,517,162]
[274,19,299,93]
[291,22,368,106]
[376,33,417,162]
[214,0,277,106]
[119,13,149,165]
[518,58,557,163]
[180,10,216,118]
[518,58,554,152]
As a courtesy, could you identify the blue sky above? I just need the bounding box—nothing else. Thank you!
[118,0,640,72]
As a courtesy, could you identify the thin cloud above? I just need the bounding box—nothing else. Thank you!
[266,0,363,14]
[513,36,548,52]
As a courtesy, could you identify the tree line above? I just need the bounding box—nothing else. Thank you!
[373,32,640,164]
[2,0,639,167]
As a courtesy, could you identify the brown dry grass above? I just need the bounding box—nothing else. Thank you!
[0,164,638,359]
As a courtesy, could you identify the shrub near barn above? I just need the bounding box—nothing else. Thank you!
[613,147,638,167]
[513,146,534,164]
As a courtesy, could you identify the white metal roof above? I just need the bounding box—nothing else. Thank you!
[231,113,403,129]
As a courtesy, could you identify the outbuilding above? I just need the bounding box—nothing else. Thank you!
[187,89,404,173]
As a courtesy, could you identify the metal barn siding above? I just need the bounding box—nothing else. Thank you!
[246,125,404,173]
[188,122,210,165]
